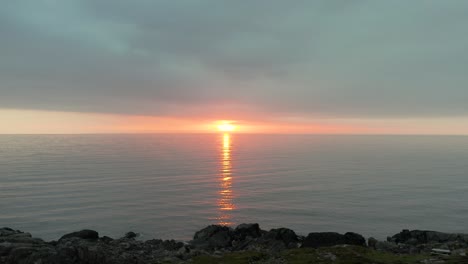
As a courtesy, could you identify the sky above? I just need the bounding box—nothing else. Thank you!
[1,0,468,134]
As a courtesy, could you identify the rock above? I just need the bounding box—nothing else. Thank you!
[264,228,299,248]
[234,223,261,240]
[144,238,163,246]
[60,230,99,241]
[302,232,346,248]
[1,233,43,245]
[100,236,114,243]
[0,228,38,245]
[452,248,467,256]
[368,237,378,249]
[375,241,398,252]
[55,235,128,264]
[2,225,466,264]
[420,258,447,264]
[0,228,59,264]
[344,232,366,246]
[177,245,190,255]
[161,240,184,251]
[230,227,300,251]
[391,230,467,245]
[391,229,411,243]
[124,232,137,239]
[302,232,365,248]
[6,245,58,264]
[191,225,233,250]
[320,252,337,261]
[0,228,17,237]
[0,242,12,256]
[119,242,132,250]
[407,238,419,245]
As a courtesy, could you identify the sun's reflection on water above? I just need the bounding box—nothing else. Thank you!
[217,133,235,225]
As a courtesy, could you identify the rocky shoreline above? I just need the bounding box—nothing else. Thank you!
[1,224,467,263]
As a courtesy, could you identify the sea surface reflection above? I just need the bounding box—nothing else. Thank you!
[217,133,235,225]
[2,134,468,241]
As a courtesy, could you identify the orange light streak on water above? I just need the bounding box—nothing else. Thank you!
[217,133,236,225]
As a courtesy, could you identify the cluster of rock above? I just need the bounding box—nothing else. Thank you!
[368,229,468,255]
[0,227,185,264]
[191,223,365,251]
[1,224,466,264]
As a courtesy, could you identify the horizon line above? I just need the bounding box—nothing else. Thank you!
[1,132,468,137]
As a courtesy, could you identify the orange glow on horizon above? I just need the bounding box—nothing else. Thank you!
[3,109,468,135]
[217,121,237,132]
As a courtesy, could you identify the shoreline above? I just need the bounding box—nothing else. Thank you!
[1,224,467,263]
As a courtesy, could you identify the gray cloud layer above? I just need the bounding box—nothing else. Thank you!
[1,0,468,118]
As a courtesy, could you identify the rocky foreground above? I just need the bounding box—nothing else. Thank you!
[1,224,468,264]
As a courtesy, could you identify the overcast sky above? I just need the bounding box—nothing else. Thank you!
[1,0,468,125]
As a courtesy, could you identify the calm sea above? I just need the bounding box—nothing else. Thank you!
[1,134,468,241]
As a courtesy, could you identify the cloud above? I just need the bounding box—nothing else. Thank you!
[1,0,468,119]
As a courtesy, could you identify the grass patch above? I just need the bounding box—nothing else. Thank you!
[283,246,428,264]
[192,251,268,264]
[191,246,468,264]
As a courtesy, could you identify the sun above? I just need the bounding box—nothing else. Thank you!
[217,121,236,132]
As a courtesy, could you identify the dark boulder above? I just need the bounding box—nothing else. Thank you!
[234,223,262,240]
[368,237,378,249]
[191,225,233,249]
[264,228,299,248]
[302,232,365,248]
[0,227,59,264]
[0,227,16,237]
[6,246,59,264]
[55,239,110,264]
[2,227,203,264]
[124,231,137,239]
[161,240,185,251]
[375,241,398,252]
[230,224,301,251]
[100,236,114,243]
[390,230,467,245]
[344,232,366,246]
[60,230,99,241]
[302,232,345,248]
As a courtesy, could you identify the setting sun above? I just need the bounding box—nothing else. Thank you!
[217,121,236,132]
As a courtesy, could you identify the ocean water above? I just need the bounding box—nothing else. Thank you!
[1,134,468,241]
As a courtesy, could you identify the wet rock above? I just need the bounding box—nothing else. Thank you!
[60,229,99,241]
